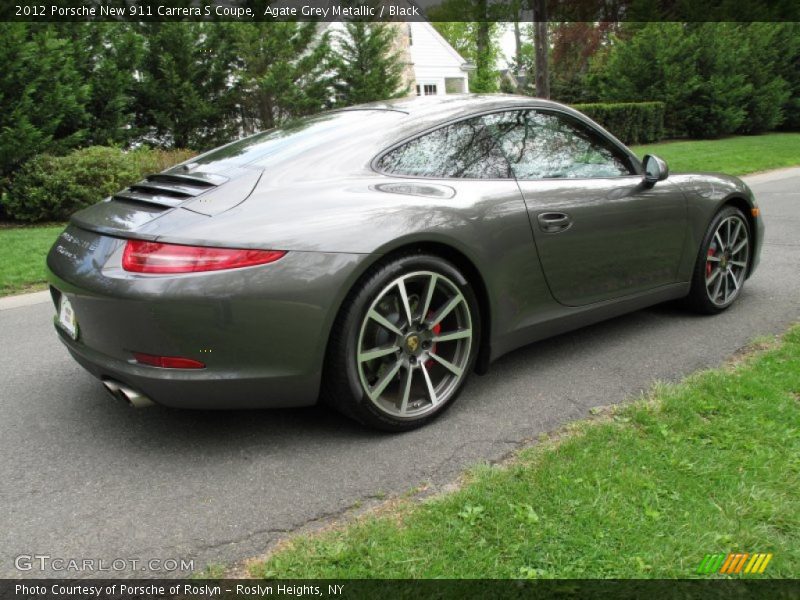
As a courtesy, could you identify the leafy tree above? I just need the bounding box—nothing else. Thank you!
[232,23,333,133]
[590,23,750,138]
[504,33,535,95]
[773,22,800,130]
[501,18,538,96]
[549,22,616,103]
[735,23,790,134]
[0,24,90,187]
[472,0,497,93]
[135,23,239,149]
[434,22,501,93]
[429,0,511,93]
[60,23,144,146]
[331,23,408,106]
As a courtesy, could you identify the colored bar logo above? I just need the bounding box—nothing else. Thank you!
[697,553,773,575]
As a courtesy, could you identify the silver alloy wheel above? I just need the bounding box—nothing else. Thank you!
[705,215,750,306]
[356,270,473,419]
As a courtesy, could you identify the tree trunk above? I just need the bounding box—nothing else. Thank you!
[258,92,274,131]
[476,0,490,92]
[477,22,489,63]
[513,20,522,92]
[532,0,549,99]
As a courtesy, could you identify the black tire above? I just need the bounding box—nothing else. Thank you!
[685,205,751,314]
[322,253,481,432]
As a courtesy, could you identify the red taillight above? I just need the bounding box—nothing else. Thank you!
[122,240,286,274]
[133,352,205,369]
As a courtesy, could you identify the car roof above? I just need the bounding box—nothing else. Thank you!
[335,94,607,152]
[340,94,575,137]
[183,95,635,183]
[341,94,568,119]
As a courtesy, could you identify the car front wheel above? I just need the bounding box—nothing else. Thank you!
[686,206,751,314]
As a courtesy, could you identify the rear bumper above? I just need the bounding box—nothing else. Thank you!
[56,326,321,409]
[47,228,371,409]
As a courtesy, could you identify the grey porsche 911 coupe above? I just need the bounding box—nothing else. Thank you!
[47,95,763,430]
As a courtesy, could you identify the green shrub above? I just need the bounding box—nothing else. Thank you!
[573,101,665,144]
[735,23,790,134]
[586,23,755,139]
[776,24,800,130]
[2,146,194,223]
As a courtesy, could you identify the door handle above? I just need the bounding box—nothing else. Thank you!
[537,211,572,233]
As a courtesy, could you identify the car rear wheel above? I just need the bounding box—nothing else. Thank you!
[686,206,751,314]
[323,254,480,431]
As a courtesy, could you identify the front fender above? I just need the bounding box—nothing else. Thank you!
[671,173,763,280]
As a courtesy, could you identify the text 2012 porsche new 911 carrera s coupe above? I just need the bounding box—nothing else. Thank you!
[47,95,763,430]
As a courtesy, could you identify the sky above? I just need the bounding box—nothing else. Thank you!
[498,23,517,69]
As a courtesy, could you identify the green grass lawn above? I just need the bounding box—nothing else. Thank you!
[249,326,800,579]
[0,224,62,296]
[631,132,800,176]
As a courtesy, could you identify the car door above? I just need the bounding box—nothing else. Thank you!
[373,113,552,342]
[486,109,687,307]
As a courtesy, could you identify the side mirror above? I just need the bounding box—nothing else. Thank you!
[643,154,669,185]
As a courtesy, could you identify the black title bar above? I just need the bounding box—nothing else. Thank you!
[4,579,800,600]
[2,0,799,22]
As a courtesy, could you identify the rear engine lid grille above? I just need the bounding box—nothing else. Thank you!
[113,190,183,208]
[70,165,260,236]
[112,172,228,209]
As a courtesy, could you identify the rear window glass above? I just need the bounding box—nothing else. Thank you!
[375,116,512,179]
[191,110,402,169]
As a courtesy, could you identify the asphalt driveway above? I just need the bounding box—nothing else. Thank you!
[1,169,798,578]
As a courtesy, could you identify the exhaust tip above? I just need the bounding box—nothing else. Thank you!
[102,379,155,409]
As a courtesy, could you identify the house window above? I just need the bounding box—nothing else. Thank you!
[445,78,465,94]
[423,84,437,96]
[416,84,421,96]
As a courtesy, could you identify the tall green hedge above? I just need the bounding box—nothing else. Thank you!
[586,23,799,138]
[573,102,666,145]
[2,146,194,223]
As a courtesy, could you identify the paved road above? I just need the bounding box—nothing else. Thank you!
[2,171,798,579]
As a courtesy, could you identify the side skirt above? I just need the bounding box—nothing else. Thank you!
[488,282,691,364]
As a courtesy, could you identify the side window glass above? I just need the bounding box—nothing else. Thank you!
[486,110,633,179]
[376,117,511,179]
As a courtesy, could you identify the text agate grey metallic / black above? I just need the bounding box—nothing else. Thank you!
[46,95,763,429]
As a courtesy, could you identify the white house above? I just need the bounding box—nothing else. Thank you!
[406,22,475,96]
[325,20,475,97]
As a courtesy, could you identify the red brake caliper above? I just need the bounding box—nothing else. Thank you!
[426,313,441,368]
[706,247,715,277]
